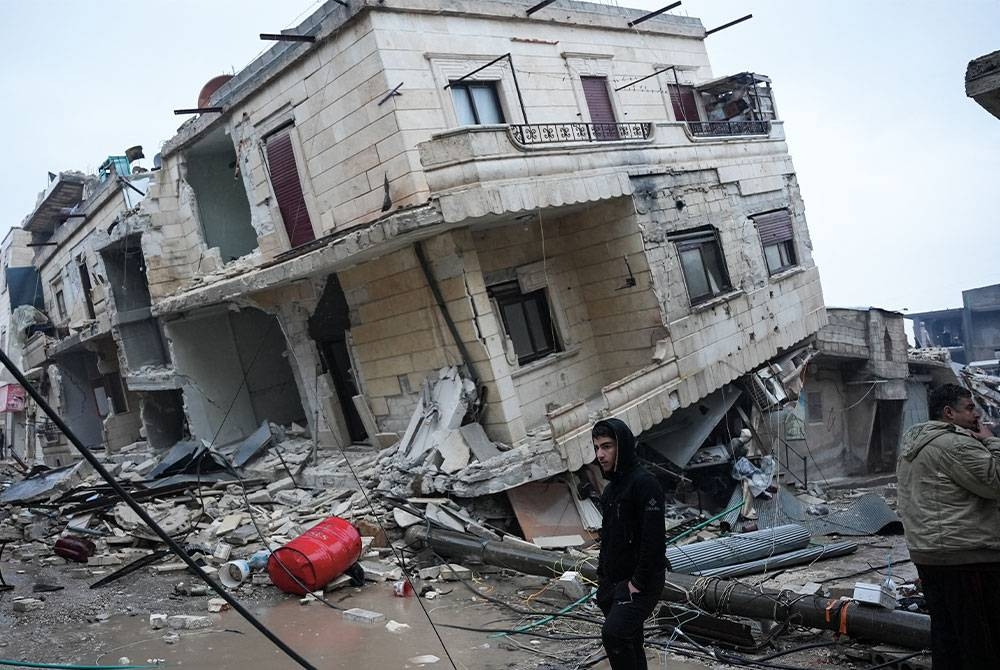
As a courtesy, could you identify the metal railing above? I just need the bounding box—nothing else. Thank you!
[687,120,771,137]
[509,122,652,145]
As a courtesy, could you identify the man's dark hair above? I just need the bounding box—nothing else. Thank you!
[929,383,972,420]
[592,423,616,441]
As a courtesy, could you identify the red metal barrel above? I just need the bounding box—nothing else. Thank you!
[267,516,362,595]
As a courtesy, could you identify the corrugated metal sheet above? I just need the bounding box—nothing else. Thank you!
[666,524,810,573]
[722,489,902,537]
[693,541,859,578]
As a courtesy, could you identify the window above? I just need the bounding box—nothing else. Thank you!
[884,329,894,361]
[669,228,733,304]
[450,81,505,125]
[489,281,560,365]
[103,373,129,414]
[806,391,823,423]
[54,288,67,320]
[752,210,797,275]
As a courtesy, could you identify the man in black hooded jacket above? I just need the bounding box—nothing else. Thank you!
[593,418,665,670]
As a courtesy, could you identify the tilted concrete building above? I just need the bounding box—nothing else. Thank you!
[9,0,827,477]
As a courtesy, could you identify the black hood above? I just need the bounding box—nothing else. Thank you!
[594,417,638,479]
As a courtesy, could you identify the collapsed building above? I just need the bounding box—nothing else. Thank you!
[2,0,826,498]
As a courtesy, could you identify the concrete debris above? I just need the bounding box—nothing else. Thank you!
[166,614,213,630]
[385,619,411,633]
[12,598,44,612]
[408,655,440,665]
[342,607,386,624]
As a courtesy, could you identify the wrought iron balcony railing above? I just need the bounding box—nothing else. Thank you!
[509,122,652,145]
[687,120,771,137]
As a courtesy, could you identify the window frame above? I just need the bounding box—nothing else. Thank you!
[449,80,506,126]
[753,209,798,276]
[669,228,734,305]
[488,280,561,366]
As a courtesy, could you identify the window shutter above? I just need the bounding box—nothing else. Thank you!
[582,77,617,123]
[265,130,315,248]
[668,84,700,122]
[753,210,794,245]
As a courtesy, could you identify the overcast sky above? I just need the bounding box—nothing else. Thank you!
[1,1,996,313]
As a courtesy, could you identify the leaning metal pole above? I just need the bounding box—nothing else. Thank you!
[408,526,930,651]
[0,348,317,670]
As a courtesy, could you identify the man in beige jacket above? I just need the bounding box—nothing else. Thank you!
[897,383,1000,669]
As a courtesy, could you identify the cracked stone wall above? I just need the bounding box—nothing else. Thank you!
[338,230,524,444]
[635,162,826,410]
[470,198,665,429]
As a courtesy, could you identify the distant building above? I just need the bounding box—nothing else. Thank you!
[908,283,1000,366]
[967,50,1000,120]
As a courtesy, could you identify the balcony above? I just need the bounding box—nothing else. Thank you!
[687,120,771,137]
[418,120,790,224]
[509,122,652,145]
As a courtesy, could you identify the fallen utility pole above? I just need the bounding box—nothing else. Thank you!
[0,348,317,670]
[408,526,930,651]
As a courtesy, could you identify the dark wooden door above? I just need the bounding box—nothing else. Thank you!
[581,76,620,140]
[265,130,316,248]
[668,84,700,122]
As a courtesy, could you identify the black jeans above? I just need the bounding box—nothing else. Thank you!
[915,562,1000,670]
[597,580,659,670]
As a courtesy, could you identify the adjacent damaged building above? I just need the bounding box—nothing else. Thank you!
[4,0,827,492]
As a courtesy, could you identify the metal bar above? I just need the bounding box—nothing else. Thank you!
[0,347,317,670]
[526,0,558,16]
[443,53,510,89]
[694,541,858,578]
[117,176,146,197]
[665,524,811,573]
[705,14,753,36]
[666,500,742,545]
[614,65,675,92]
[627,1,682,27]
[259,33,316,43]
[507,54,529,123]
[377,82,404,106]
[414,242,480,384]
[173,107,223,115]
[410,526,931,651]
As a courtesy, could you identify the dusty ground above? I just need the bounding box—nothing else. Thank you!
[0,476,928,670]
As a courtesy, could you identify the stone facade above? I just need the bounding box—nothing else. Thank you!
[5,0,828,470]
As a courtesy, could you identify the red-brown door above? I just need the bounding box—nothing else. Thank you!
[581,76,620,141]
[668,84,700,123]
[265,130,316,248]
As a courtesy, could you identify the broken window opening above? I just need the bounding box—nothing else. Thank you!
[669,228,733,305]
[753,210,797,275]
[78,261,96,320]
[489,280,561,365]
[884,328,894,360]
[450,81,505,125]
[264,128,316,249]
[185,127,258,262]
[54,287,67,320]
[103,373,129,414]
[309,274,367,443]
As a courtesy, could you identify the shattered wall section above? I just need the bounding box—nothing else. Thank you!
[339,230,524,444]
[163,306,306,447]
[140,156,223,301]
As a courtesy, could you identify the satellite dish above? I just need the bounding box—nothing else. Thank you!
[198,75,234,108]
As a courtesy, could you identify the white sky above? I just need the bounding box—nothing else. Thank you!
[1,0,997,313]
